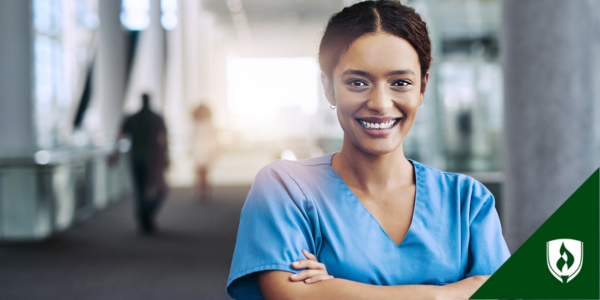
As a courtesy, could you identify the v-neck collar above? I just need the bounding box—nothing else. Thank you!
[325,152,422,248]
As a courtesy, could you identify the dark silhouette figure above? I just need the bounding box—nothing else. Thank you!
[119,93,169,234]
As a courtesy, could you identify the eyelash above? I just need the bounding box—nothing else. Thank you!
[392,80,412,87]
[345,79,412,88]
[347,79,368,87]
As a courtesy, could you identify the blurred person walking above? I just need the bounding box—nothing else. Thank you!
[118,93,169,234]
[190,103,218,203]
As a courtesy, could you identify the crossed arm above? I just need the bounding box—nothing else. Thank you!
[257,250,489,300]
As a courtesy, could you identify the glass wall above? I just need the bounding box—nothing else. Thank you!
[33,0,99,150]
[402,0,502,172]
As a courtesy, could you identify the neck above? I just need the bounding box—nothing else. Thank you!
[332,137,414,194]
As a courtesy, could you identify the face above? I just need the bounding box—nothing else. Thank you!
[322,32,429,156]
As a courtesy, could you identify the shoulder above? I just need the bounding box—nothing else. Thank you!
[121,114,134,130]
[250,154,333,203]
[255,154,332,184]
[148,111,166,123]
[410,159,480,190]
[123,113,136,121]
[124,111,144,124]
[410,159,493,215]
[242,158,330,221]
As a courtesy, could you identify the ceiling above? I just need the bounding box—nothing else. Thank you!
[201,0,345,28]
[197,0,500,57]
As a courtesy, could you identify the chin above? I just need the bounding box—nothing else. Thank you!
[354,140,401,157]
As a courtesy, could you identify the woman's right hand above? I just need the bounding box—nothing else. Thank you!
[437,275,490,300]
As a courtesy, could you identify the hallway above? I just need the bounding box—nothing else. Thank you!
[0,187,250,300]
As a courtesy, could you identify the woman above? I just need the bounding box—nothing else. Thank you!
[227,1,509,299]
[191,103,218,202]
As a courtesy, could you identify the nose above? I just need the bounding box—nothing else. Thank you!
[366,82,394,113]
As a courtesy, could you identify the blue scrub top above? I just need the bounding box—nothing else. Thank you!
[227,153,510,299]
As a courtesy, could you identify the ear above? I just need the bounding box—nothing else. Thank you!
[420,72,430,100]
[320,72,336,106]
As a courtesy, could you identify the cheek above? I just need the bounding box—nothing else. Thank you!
[333,81,370,102]
[399,107,420,131]
[334,92,363,116]
[396,90,422,110]
[336,104,356,129]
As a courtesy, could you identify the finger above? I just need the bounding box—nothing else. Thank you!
[289,269,327,282]
[291,260,326,270]
[305,275,334,284]
[302,249,317,261]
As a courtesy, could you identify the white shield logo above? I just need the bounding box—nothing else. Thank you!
[546,239,583,283]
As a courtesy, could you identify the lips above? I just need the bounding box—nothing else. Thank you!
[357,117,398,123]
[355,117,402,130]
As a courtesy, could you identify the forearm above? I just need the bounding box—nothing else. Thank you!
[296,278,440,300]
[258,271,441,300]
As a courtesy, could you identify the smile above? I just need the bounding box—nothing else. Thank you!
[356,118,400,130]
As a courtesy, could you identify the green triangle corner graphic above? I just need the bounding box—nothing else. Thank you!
[471,169,600,300]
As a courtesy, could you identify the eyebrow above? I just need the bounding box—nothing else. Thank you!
[386,69,416,76]
[341,69,416,77]
[341,69,372,77]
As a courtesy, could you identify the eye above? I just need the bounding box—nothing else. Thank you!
[392,80,412,87]
[346,79,369,88]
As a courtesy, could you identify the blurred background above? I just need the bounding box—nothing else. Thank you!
[0,0,598,299]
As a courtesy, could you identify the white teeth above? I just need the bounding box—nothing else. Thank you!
[359,119,397,129]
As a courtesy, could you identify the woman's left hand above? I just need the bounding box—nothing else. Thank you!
[289,249,334,284]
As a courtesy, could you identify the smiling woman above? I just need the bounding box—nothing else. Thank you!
[226,1,510,300]
[326,32,426,156]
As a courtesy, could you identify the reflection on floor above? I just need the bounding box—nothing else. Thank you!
[0,186,251,300]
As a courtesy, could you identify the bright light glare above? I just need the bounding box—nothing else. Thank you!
[121,0,150,30]
[161,13,177,30]
[118,138,132,153]
[161,0,177,11]
[281,149,297,161]
[309,146,324,158]
[161,0,178,30]
[227,56,319,118]
[34,150,51,165]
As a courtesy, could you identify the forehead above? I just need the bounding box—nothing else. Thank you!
[334,32,420,77]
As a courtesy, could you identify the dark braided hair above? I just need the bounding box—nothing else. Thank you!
[319,0,431,80]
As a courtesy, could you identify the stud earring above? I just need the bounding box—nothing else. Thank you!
[419,101,424,108]
[330,104,337,110]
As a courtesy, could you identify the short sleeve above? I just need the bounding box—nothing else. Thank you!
[465,180,511,277]
[226,162,315,300]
